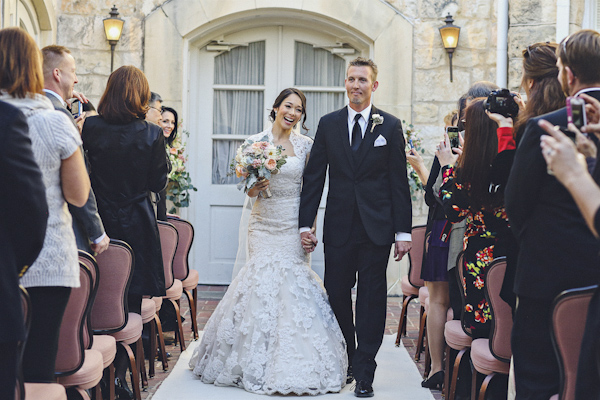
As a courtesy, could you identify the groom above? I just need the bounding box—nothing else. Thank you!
[299,57,412,397]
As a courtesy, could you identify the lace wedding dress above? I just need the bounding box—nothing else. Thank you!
[189,129,347,395]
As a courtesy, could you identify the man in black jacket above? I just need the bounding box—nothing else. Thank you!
[0,101,48,400]
[42,45,109,254]
[299,57,412,397]
[505,29,600,400]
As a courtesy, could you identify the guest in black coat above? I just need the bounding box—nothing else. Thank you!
[0,100,48,400]
[505,29,600,400]
[82,65,169,396]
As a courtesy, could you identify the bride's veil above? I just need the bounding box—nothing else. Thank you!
[232,194,255,280]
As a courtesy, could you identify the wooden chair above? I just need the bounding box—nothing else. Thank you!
[55,262,104,399]
[92,240,144,400]
[549,285,597,400]
[157,221,185,351]
[443,251,472,400]
[167,216,199,340]
[16,286,67,400]
[78,251,118,400]
[395,225,427,346]
[470,257,511,400]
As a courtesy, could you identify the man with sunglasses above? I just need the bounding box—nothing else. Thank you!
[505,29,600,400]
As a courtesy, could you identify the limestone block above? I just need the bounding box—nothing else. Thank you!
[461,20,491,50]
[73,51,111,76]
[451,48,481,69]
[413,22,438,49]
[457,0,493,19]
[348,0,397,40]
[414,69,470,102]
[507,25,556,60]
[508,58,523,91]
[509,0,555,25]
[384,0,418,18]
[199,0,256,22]
[413,102,439,124]
[418,0,457,19]
[570,0,585,28]
[414,47,445,69]
[75,73,110,104]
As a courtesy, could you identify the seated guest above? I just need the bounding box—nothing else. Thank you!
[505,29,600,399]
[0,27,90,383]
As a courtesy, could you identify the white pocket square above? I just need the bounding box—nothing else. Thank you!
[374,135,387,147]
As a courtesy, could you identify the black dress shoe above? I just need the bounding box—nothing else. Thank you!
[115,377,134,399]
[421,370,444,390]
[346,365,354,384]
[354,380,374,398]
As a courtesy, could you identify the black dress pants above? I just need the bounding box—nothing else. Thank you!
[22,286,71,382]
[512,296,559,400]
[324,210,390,384]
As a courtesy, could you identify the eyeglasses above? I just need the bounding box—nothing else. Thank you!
[149,106,162,113]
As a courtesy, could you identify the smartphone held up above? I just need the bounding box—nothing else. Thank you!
[446,126,460,149]
[567,96,587,129]
[71,99,82,119]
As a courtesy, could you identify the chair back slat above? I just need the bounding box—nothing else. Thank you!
[407,225,427,288]
[78,251,99,349]
[551,285,597,400]
[454,251,472,336]
[167,217,194,281]
[91,240,134,334]
[55,263,94,376]
[158,221,178,289]
[484,257,512,362]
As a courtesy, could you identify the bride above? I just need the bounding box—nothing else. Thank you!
[189,88,348,395]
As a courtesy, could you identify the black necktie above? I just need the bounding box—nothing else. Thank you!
[351,114,362,152]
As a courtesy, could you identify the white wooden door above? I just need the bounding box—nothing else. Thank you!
[187,26,353,284]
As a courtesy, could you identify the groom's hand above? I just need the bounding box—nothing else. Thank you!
[301,229,318,253]
[394,240,411,261]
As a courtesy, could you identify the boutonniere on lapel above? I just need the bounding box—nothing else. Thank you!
[370,114,384,133]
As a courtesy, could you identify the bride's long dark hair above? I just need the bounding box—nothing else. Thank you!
[269,88,309,132]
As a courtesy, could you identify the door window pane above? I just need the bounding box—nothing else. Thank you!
[213,90,264,135]
[214,42,265,85]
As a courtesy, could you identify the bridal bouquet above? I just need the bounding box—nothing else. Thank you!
[231,134,287,198]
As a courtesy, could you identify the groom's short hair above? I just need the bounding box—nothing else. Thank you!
[347,57,378,82]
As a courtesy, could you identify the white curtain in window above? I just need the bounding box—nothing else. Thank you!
[295,42,346,137]
[212,41,265,184]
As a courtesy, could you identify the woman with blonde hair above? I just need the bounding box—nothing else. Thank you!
[0,27,90,382]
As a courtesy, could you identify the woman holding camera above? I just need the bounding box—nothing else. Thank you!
[436,98,517,339]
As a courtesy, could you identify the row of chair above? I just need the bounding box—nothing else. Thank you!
[396,225,596,400]
[14,216,197,400]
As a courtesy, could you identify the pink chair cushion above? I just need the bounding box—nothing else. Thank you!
[550,395,559,400]
[182,269,199,290]
[447,307,454,321]
[165,279,183,300]
[401,275,420,297]
[110,313,142,345]
[424,296,430,314]
[418,286,429,304]
[471,338,510,375]
[444,320,472,350]
[24,383,67,400]
[408,226,427,287]
[152,296,163,312]
[57,349,103,389]
[91,335,116,368]
[141,298,156,324]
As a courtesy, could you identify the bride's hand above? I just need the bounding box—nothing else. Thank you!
[301,228,318,253]
[247,178,270,198]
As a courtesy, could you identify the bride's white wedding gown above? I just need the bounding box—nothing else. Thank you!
[189,129,347,395]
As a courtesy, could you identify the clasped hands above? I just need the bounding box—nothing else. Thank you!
[301,228,318,253]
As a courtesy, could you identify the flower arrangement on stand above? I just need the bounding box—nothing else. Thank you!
[403,120,425,202]
[166,129,197,213]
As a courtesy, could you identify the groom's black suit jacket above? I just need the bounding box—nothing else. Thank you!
[299,105,412,247]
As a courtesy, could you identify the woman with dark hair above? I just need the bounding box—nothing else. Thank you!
[82,65,169,398]
[0,27,90,384]
[189,88,347,395]
[156,106,179,220]
[436,98,516,339]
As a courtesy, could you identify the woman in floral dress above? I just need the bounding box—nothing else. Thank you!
[435,98,517,339]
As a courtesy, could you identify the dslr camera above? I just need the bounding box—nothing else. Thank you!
[484,89,520,118]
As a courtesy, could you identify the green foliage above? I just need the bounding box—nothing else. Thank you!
[403,120,425,202]
[166,128,197,213]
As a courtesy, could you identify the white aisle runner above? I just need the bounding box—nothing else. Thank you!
[151,334,435,400]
